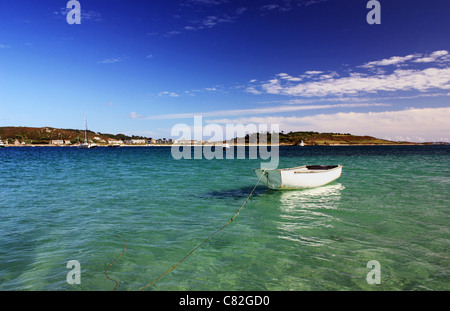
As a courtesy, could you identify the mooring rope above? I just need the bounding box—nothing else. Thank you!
[104,170,266,291]
[104,235,127,291]
[139,169,266,291]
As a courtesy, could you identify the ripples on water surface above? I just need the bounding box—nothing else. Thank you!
[0,145,448,290]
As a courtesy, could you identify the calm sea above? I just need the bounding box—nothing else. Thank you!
[0,145,448,291]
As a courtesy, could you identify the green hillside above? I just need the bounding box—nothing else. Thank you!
[0,126,147,145]
[232,131,415,145]
[0,126,422,145]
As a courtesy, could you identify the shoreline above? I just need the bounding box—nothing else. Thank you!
[1,142,445,147]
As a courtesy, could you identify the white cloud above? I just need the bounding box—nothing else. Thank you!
[246,86,263,95]
[82,10,104,22]
[157,85,223,97]
[319,74,334,79]
[140,103,388,120]
[277,73,302,82]
[158,91,179,97]
[203,15,229,27]
[128,112,143,119]
[431,50,450,58]
[184,7,246,31]
[207,107,450,142]
[259,0,328,12]
[98,57,122,64]
[361,54,417,68]
[414,50,449,63]
[304,70,323,75]
[164,30,181,37]
[260,2,294,12]
[261,78,283,94]
[260,92,450,106]
[247,51,450,98]
[0,44,11,49]
[413,57,435,63]
[260,4,280,11]
[256,67,450,97]
[54,7,103,22]
[361,50,449,68]
[302,0,329,6]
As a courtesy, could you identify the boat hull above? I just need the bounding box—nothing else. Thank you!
[254,165,342,189]
[77,143,97,149]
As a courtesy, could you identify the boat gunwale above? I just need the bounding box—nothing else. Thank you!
[254,165,342,173]
[277,165,342,173]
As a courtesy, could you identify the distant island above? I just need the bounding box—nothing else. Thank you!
[0,126,446,146]
[0,126,161,146]
[230,131,447,146]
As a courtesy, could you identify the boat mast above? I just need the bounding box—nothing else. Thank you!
[84,112,88,144]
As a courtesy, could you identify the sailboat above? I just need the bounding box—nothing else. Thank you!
[77,113,97,149]
[0,137,5,148]
[299,140,304,146]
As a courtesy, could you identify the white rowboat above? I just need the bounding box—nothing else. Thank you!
[254,165,343,189]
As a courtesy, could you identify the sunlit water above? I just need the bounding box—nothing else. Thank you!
[0,145,448,290]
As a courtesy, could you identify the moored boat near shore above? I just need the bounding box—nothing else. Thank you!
[77,113,97,149]
[254,165,343,189]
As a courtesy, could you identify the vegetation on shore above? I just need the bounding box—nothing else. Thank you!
[276,131,408,145]
[0,126,150,145]
[229,131,428,145]
[0,126,439,146]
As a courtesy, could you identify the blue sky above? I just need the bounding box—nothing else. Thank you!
[1,0,449,141]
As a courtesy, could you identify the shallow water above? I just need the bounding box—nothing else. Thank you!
[0,145,448,290]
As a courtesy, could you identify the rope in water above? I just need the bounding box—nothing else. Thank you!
[139,169,266,291]
[104,235,127,290]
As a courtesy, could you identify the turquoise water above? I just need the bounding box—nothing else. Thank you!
[0,145,449,291]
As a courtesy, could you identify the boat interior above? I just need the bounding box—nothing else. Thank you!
[306,165,339,170]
